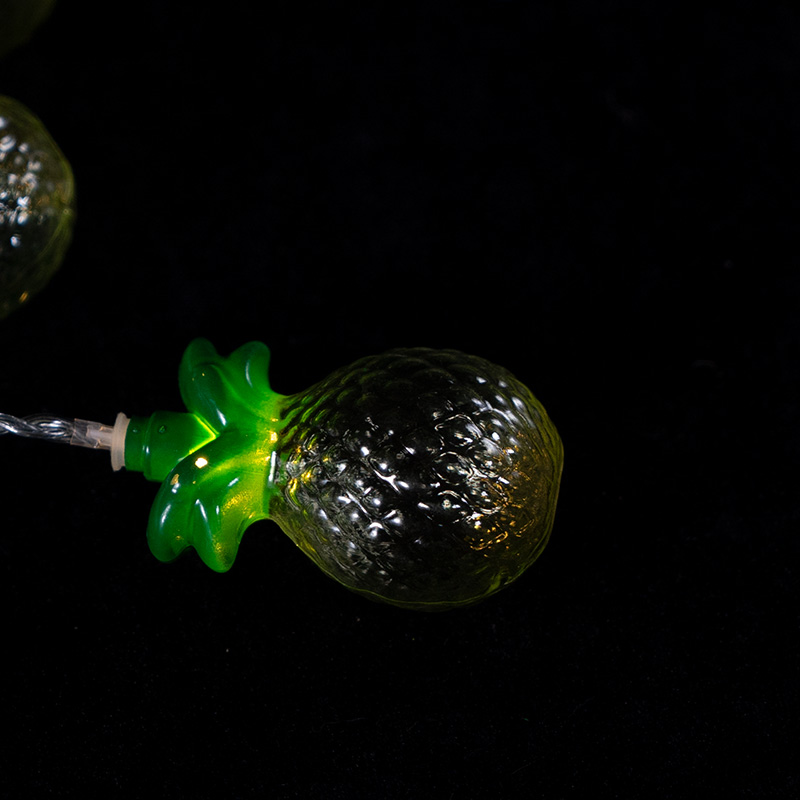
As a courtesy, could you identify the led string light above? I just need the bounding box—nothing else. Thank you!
[1,81,563,611]
[1,339,564,611]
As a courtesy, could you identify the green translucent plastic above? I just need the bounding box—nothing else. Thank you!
[126,339,284,573]
[126,339,563,610]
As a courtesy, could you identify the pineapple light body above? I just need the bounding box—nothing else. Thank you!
[126,340,563,610]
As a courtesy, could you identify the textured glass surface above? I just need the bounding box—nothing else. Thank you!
[0,95,75,318]
[129,340,563,610]
[270,349,563,609]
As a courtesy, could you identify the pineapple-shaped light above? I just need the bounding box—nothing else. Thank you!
[122,339,563,610]
[0,95,75,318]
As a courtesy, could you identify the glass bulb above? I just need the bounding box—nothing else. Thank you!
[125,340,563,610]
[0,95,75,319]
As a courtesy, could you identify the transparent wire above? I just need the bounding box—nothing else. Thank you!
[0,412,75,442]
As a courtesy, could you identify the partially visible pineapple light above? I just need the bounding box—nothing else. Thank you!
[116,339,563,610]
[0,95,75,319]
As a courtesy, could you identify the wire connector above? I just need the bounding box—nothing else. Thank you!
[1,410,129,470]
[71,413,130,471]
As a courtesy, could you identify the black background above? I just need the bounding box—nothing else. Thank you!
[1,2,797,797]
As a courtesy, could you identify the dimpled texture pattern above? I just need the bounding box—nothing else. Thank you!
[269,348,563,609]
[0,96,74,318]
